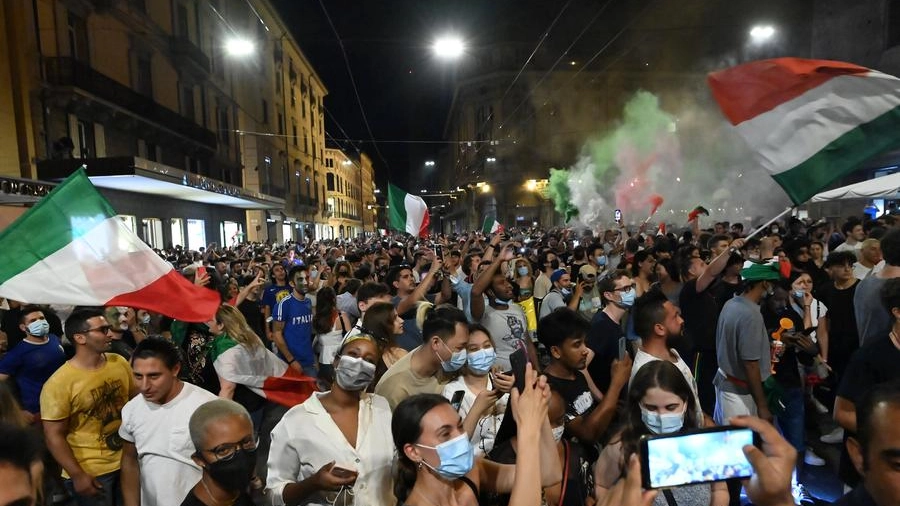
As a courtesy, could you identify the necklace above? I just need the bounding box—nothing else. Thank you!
[200,476,238,506]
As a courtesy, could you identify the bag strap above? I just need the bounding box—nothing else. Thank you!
[662,488,678,506]
[557,440,570,506]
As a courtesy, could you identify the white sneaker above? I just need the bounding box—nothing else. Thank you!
[804,449,826,466]
[820,427,844,444]
[793,483,816,506]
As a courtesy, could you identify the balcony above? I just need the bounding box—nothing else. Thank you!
[43,57,216,150]
[169,36,210,77]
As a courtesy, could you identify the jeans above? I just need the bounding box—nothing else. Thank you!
[64,470,122,506]
[775,386,806,464]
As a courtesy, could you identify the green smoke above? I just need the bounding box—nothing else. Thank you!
[547,168,578,222]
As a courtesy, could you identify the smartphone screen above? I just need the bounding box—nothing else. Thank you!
[640,426,757,489]
[618,336,627,361]
[615,209,622,224]
[435,244,444,261]
[196,266,206,277]
[450,390,465,411]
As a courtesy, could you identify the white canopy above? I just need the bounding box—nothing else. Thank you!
[809,172,900,202]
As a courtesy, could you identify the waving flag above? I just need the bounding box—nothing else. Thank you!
[209,336,317,407]
[388,183,430,237]
[708,58,900,204]
[0,168,220,322]
[482,216,504,234]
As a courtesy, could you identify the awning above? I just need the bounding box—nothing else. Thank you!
[37,157,285,210]
[809,172,900,202]
[267,210,285,221]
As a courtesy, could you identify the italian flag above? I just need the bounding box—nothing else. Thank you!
[0,168,220,322]
[708,58,900,204]
[388,183,430,237]
[209,335,317,407]
[482,216,503,234]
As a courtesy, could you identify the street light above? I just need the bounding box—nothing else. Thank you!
[424,160,435,167]
[749,25,776,43]
[225,37,255,56]
[486,157,496,163]
[432,36,465,59]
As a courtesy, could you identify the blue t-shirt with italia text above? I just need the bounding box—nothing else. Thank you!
[0,335,66,413]
[274,294,315,368]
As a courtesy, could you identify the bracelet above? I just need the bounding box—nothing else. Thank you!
[288,359,297,365]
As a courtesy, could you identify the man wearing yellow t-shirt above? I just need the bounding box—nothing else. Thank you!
[41,308,136,506]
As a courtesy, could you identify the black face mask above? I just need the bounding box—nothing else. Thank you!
[204,448,257,491]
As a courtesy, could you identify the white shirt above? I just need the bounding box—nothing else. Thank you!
[442,376,508,457]
[118,382,217,506]
[630,348,704,426]
[266,392,395,506]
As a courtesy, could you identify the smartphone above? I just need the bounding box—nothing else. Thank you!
[618,336,627,361]
[196,266,207,277]
[450,390,465,411]
[615,209,622,224]
[331,465,357,479]
[640,426,759,490]
[435,244,444,261]
[509,347,528,393]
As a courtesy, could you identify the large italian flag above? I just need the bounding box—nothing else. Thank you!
[708,58,900,204]
[209,335,317,407]
[388,183,430,237]
[0,168,220,322]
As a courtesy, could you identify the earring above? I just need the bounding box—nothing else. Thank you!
[417,461,423,469]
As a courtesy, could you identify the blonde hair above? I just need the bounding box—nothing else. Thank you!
[216,304,262,349]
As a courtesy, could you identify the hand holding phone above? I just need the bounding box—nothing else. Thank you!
[509,347,529,393]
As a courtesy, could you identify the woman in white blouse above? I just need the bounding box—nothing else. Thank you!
[266,334,394,505]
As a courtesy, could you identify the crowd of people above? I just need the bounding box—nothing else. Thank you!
[0,214,899,506]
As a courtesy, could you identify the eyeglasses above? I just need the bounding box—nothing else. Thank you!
[203,435,259,461]
[614,284,636,292]
[82,325,112,334]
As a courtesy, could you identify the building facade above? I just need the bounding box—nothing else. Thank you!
[323,148,367,239]
[0,0,351,246]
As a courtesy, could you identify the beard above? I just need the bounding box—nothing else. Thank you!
[665,331,682,348]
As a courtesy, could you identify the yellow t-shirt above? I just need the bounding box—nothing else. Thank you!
[40,353,135,478]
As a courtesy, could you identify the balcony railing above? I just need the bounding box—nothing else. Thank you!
[44,57,216,149]
[169,36,210,75]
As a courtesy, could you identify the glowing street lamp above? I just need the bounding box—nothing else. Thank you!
[432,36,465,59]
[225,37,255,56]
[424,160,435,167]
[749,25,776,44]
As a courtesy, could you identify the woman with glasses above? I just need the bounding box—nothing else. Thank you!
[183,399,258,506]
[266,334,395,506]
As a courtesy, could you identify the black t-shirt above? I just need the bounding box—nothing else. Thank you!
[546,373,595,426]
[586,311,622,392]
[816,281,860,371]
[678,279,719,353]
[180,489,255,506]
[237,298,267,346]
[837,335,900,405]
[710,279,740,315]
[762,306,814,389]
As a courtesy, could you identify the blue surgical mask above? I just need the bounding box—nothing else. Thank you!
[27,319,50,337]
[437,341,467,372]
[792,289,805,300]
[596,255,608,267]
[560,287,572,298]
[416,432,475,479]
[516,266,529,277]
[466,348,496,374]
[493,297,511,306]
[618,288,636,308]
[641,407,685,434]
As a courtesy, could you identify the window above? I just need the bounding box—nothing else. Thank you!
[136,53,153,97]
[76,119,95,158]
[170,218,185,248]
[67,12,89,63]
[292,122,298,146]
[181,84,195,121]
[302,100,306,118]
[326,173,335,191]
[187,219,206,251]
[118,215,137,233]
[221,221,243,245]
[275,72,281,94]
[217,102,230,145]
[261,99,268,124]
[277,112,284,135]
[176,3,190,40]
[141,218,164,249]
[290,86,296,106]
[303,128,308,153]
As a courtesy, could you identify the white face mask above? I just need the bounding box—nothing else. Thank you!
[333,355,376,391]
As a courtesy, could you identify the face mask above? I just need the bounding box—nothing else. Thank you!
[551,425,565,442]
[334,355,376,391]
[618,289,636,308]
[516,266,529,277]
[519,288,533,298]
[141,313,152,325]
[792,289,805,300]
[560,287,572,298]
[203,448,257,491]
[641,407,685,434]
[416,432,475,480]
[436,341,467,372]
[596,255,608,266]
[27,319,50,337]
[310,270,319,280]
[467,348,496,374]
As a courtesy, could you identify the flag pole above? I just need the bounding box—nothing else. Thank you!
[744,206,795,241]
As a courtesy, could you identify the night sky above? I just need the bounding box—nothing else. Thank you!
[270,0,812,188]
